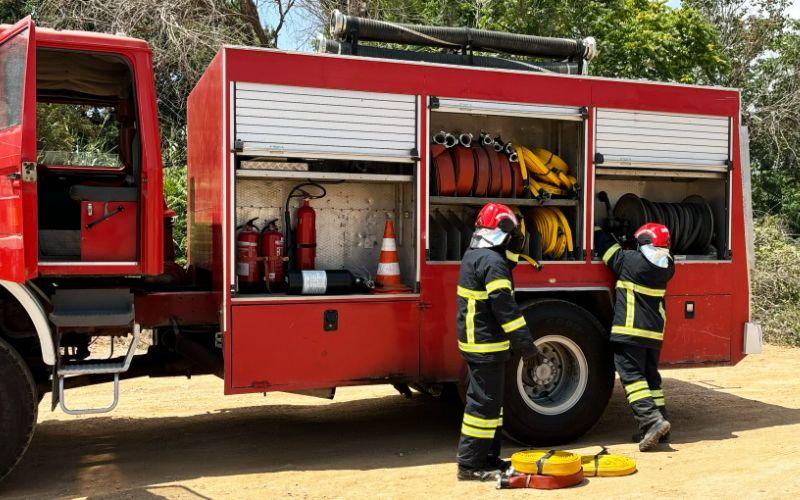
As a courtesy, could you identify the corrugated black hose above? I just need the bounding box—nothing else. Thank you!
[330,10,591,61]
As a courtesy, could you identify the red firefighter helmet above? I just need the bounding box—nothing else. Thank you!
[635,223,671,248]
[475,202,518,232]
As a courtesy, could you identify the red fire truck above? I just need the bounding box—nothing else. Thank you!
[0,14,761,480]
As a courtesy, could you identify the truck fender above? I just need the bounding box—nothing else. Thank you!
[0,280,55,366]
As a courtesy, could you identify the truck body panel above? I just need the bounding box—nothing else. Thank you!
[184,47,748,395]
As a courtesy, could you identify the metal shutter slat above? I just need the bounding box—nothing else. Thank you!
[236,90,415,111]
[235,83,417,162]
[236,123,413,137]
[434,97,584,121]
[596,109,730,170]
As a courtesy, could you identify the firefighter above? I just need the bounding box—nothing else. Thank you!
[595,223,675,451]
[456,203,541,481]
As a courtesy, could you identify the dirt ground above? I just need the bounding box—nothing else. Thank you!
[2,345,800,499]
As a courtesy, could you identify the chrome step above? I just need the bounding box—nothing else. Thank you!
[57,324,140,415]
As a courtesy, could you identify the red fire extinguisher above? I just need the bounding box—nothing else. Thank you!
[236,218,262,292]
[261,219,285,291]
[296,198,316,270]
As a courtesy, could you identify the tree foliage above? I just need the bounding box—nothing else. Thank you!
[306,0,725,82]
[32,0,257,166]
[1,0,301,166]
[752,216,800,345]
[685,1,800,230]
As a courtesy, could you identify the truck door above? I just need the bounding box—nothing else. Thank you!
[0,17,37,282]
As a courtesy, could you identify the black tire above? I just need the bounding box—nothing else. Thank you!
[503,299,614,445]
[0,337,38,482]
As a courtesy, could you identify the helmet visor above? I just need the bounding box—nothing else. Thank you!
[640,244,672,268]
[470,227,509,249]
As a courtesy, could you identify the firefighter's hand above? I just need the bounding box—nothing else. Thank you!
[521,347,546,387]
[521,345,545,366]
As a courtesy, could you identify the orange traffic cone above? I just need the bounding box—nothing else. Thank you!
[373,218,411,294]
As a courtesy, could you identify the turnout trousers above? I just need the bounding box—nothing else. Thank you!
[457,361,505,469]
[613,342,668,432]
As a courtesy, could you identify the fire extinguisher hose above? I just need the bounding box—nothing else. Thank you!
[284,182,327,271]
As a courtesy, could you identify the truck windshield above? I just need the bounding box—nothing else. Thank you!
[0,27,27,130]
[36,102,121,168]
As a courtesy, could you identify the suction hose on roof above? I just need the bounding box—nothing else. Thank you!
[318,37,579,74]
[330,10,597,62]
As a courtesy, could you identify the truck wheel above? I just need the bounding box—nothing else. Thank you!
[0,337,38,482]
[503,299,614,445]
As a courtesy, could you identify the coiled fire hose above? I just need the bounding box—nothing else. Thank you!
[612,193,715,255]
[515,145,575,195]
[525,207,574,260]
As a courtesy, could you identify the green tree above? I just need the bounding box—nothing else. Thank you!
[687,2,800,228]
[0,0,34,22]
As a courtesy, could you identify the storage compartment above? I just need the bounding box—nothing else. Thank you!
[427,97,585,262]
[230,299,420,390]
[80,200,138,261]
[660,294,732,364]
[593,173,728,260]
[233,159,417,296]
[230,82,419,296]
[592,108,732,260]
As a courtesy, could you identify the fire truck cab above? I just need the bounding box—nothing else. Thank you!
[0,14,762,482]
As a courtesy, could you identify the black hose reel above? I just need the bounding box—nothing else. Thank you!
[609,193,715,256]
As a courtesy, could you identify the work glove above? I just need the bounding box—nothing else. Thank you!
[508,227,527,255]
[520,344,546,387]
[593,229,613,249]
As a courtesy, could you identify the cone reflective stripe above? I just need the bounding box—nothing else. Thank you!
[373,218,411,293]
[381,238,396,252]
[377,261,401,277]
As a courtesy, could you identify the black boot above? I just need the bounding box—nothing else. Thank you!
[639,416,671,452]
[487,456,510,472]
[632,429,671,443]
[457,465,503,481]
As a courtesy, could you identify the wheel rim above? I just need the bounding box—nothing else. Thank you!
[516,335,589,416]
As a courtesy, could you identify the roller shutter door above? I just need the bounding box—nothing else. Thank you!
[234,82,418,162]
[433,97,584,121]
[595,109,731,171]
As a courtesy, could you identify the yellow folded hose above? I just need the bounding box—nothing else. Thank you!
[515,145,561,187]
[511,450,582,476]
[581,454,637,477]
[530,177,568,197]
[514,145,575,193]
[532,147,569,173]
[524,207,574,259]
